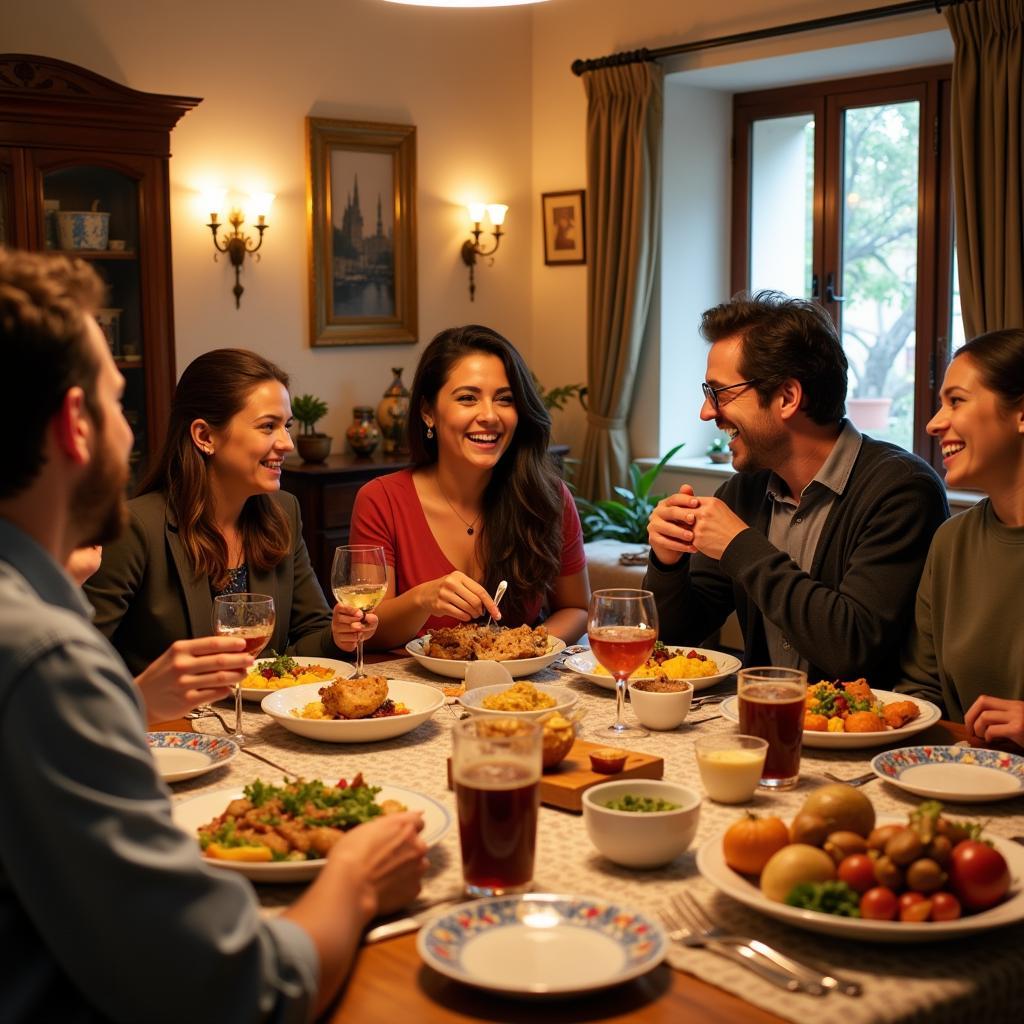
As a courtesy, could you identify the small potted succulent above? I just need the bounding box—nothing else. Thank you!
[292,393,332,463]
[706,435,732,464]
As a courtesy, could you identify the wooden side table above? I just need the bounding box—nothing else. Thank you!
[282,452,412,600]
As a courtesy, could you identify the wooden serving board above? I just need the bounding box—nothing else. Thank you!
[446,739,664,814]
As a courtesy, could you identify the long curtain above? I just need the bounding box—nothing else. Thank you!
[945,0,1024,335]
[575,62,663,502]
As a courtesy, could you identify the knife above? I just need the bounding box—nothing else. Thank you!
[364,896,469,944]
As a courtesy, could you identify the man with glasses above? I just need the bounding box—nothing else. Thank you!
[646,291,948,687]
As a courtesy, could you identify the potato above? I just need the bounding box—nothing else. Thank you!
[760,843,836,903]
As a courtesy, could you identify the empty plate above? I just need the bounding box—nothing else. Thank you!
[148,731,238,783]
[872,745,1024,802]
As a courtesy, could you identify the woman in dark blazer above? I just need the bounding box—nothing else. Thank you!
[86,349,371,683]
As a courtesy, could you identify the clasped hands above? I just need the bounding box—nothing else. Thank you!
[648,484,749,564]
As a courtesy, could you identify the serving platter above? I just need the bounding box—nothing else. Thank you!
[719,689,941,749]
[239,655,355,702]
[405,635,566,680]
[696,817,1024,942]
[417,893,665,996]
[871,745,1024,802]
[563,647,740,694]
[261,678,443,742]
[172,783,451,883]
[148,731,237,783]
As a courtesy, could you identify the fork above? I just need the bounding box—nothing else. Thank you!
[673,893,862,997]
[660,901,810,994]
[822,770,877,787]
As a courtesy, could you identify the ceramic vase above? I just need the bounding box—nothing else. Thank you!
[346,406,381,457]
[376,367,410,454]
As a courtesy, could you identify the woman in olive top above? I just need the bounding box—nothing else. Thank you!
[898,328,1024,747]
[85,349,373,687]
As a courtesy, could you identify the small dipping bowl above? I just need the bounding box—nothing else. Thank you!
[628,677,693,730]
[694,734,768,804]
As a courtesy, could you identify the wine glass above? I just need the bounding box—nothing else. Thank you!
[212,592,275,745]
[587,588,658,740]
[331,545,388,678]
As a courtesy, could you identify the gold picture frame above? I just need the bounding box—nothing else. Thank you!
[541,189,586,265]
[306,117,417,346]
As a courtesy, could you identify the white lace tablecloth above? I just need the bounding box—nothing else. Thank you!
[175,657,1024,1023]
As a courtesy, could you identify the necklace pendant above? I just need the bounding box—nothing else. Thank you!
[467,526,474,535]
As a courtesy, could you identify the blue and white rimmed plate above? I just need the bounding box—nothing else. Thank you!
[872,745,1024,802]
[416,893,665,997]
[172,783,451,883]
[147,731,238,783]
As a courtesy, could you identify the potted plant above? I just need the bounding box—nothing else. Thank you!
[531,373,588,413]
[292,393,332,463]
[706,435,732,464]
[574,444,684,543]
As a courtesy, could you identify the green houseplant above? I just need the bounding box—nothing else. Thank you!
[706,435,732,464]
[291,393,332,463]
[575,443,684,543]
[531,372,587,413]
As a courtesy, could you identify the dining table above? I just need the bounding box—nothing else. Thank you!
[164,653,1024,1024]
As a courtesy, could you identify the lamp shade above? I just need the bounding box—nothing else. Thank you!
[467,202,487,224]
[485,203,508,227]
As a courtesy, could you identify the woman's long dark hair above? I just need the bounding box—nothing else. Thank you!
[954,328,1024,408]
[408,325,563,624]
[138,348,292,589]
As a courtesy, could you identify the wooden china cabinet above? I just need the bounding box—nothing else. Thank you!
[0,54,199,489]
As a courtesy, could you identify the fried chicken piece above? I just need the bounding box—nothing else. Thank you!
[307,826,345,857]
[275,821,313,854]
[424,625,477,660]
[844,710,886,732]
[379,799,407,815]
[236,828,290,856]
[804,712,829,732]
[842,678,874,702]
[473,624,549,661]
[225,797,253,818]
[883,700,921,729]
[319,675,388,719]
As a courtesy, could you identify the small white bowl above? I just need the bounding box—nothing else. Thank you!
[628,678,693,730]
[582,779,701,868]
[458,681,577,721]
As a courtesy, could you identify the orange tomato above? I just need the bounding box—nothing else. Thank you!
[722,813,790,875]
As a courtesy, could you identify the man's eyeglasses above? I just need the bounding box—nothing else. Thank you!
[701,379,761,412]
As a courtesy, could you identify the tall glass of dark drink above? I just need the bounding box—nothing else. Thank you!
[587,588,658,740]
[736,667,807,790]
[452,717,542,897]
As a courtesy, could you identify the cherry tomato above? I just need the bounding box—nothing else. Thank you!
[859,886,898,921]
[837,853,876,894]
[898,891,925,912]
[949,840,1011,911]
[898,893,932,922]
[929,891,962,922]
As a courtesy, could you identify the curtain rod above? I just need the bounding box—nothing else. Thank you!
[570,0,967,76]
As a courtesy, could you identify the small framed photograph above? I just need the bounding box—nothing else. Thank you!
[306,117,418,347]
[541,189,586,265]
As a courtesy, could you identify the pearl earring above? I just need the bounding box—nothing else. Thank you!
[426,426,434,439]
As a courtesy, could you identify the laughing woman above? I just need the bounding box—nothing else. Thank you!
[897,328,1024,747]
[350,324,589,649]
[85,349,373,700]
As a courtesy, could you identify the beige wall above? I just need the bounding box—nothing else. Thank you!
[5,0,946,456]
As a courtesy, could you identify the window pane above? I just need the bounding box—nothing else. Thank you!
[839,102,919,451]
[950,243,966,350]
[749,114,814,296]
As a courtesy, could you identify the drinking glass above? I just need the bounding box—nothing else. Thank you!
[212,592,275,745]
[694,734,768,804]
[587,588,658,740]
[736,666,807,790]
[452,717,542,897]
[331,545,387,678]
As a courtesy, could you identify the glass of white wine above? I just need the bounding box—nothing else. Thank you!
[331,545,387,678]
[212,592,275,745]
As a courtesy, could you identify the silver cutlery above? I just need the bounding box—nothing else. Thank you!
[482,579,508,629]
[672,893,861,997]
[364,893,472,944]
[822,770,877,787]
[187,708,296,776]
[691,694,728,708]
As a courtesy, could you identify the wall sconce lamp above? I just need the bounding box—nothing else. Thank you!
[460,203,507,301]
[206,192,274,308]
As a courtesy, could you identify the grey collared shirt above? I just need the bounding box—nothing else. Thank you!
[763,419,863,671]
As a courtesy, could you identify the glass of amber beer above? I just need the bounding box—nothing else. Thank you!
[452,717,542,897]
[736,667,807,790]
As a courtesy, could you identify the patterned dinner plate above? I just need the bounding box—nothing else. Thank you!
[416,893,665,996]
[871,745,1024,802]
[147,731,238,783]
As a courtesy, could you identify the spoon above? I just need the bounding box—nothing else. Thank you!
[483,579,508,629]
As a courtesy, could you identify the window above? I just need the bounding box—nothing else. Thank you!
[732,66,959,469]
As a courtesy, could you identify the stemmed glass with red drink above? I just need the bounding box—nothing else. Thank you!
[212,592,275,745]
[587,588,658,740]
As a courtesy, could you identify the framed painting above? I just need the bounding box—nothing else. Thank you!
[541,189,586,265]
[307,117,417,346]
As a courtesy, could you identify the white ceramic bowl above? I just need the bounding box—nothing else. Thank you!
[457,682,578,721]
[628,679,693,730]
[582,779,701,868]
[405,634,566,679]
[261,678,443,742]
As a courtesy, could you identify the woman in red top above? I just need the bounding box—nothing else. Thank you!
[352,324,589,647]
